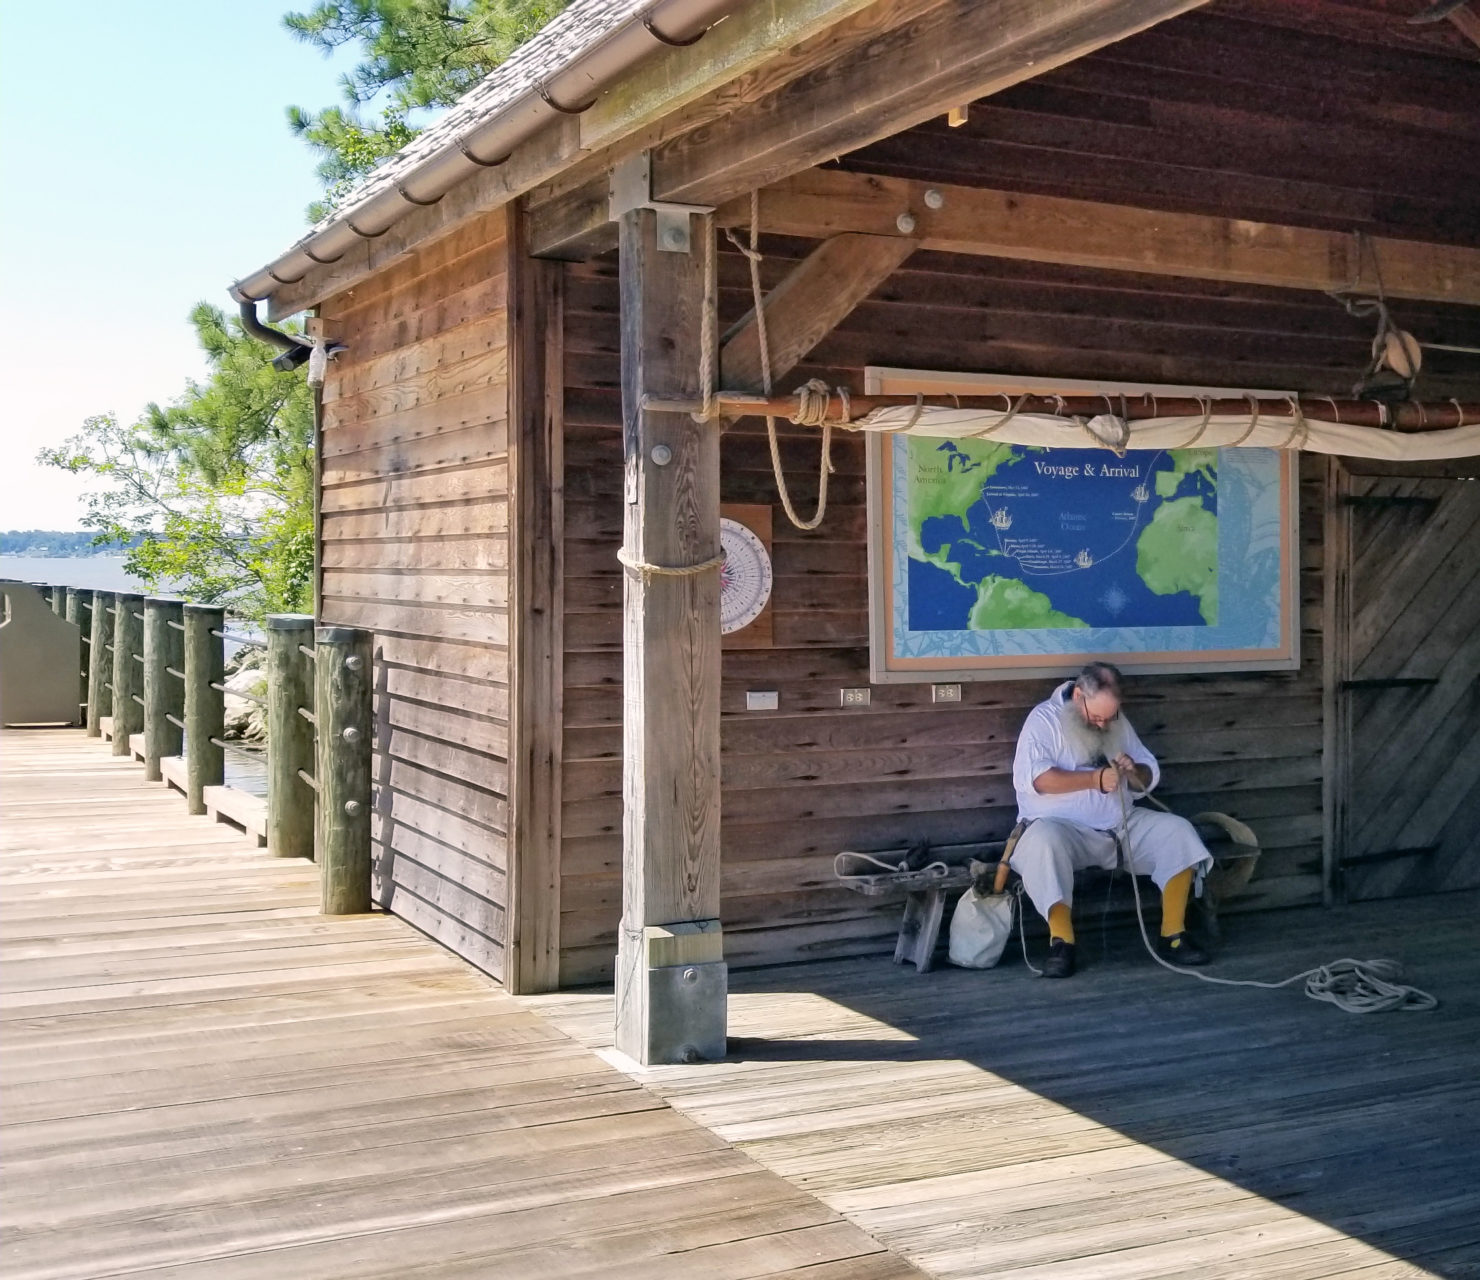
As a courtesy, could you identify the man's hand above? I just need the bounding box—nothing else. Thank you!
[1111,754,1151,791]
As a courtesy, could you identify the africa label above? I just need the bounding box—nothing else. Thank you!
[720,517,773,634]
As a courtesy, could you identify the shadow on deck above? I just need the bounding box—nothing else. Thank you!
[530,891,1480,1279]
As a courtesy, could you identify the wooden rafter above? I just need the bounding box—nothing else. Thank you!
[725,169,1480,306]
[532,0,1206,260]
[719,233,916,393]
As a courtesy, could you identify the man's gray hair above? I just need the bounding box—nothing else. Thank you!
[1075,661,1124,699]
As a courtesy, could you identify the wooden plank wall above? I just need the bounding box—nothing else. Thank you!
[318,207,513,981]
[557,10,1480,983]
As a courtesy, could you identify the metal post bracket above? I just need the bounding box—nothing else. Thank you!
[609,152,712,252]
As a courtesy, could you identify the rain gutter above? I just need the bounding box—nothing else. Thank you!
[231,0,743,308]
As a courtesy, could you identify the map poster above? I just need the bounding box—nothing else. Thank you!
[865,373,1300,682]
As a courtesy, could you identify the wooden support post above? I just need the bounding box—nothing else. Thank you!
[507,218,566,995]
[66,589,91,726]
[142,598,185,782]
[111,593,144,758]
[315,626,372,915]
[86,588,112,737]
[183,604,225,816]
[49,586,64,616]
[615,206,726,1066]
[266,614,316,860]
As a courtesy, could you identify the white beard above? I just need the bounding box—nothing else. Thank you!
[1056,694,1130,768]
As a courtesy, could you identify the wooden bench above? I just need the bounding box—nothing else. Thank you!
[838,824,1259,973]
[836,842,1004,973]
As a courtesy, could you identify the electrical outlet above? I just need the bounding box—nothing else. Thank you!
[932,683,962,703]
[840,687,871,707]
[745,690,779,711]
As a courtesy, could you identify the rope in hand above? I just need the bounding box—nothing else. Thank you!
[1104,773,1436,1013]
[725,191,834,531]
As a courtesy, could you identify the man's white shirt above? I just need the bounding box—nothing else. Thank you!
[1012,681,1161,829]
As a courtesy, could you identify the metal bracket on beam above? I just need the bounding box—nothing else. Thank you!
[610,152,712,253]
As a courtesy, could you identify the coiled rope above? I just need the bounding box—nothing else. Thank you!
[1105,774,1436,1013]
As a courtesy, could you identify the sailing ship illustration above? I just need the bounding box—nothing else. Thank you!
[1131,484,1150,504]
[990,508,1013,531]
[1075,549,1094,569]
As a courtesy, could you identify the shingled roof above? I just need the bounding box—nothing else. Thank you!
[233,0,738,305]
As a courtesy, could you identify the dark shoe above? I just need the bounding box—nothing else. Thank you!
[1157,932,1210,966]
[1043,938,1077,979]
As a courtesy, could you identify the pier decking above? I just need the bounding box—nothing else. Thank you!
[529,891,1480,1279]
[0,729,919,1279]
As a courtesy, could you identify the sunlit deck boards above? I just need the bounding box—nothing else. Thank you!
[0,728,922,1280]
[529,890,1480,1279]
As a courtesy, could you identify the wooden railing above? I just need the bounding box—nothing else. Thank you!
[14,584,373,915]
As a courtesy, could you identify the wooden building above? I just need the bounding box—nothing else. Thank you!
[233,0,1480,1061]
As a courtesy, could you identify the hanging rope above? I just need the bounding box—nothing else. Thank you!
[694,212,718,424]
[726,191,834,531]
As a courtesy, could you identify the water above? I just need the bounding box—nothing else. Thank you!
[0,555,147,594]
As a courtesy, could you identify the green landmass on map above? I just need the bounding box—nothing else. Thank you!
[1136,496,1219,623]
[968,576,1087,630]
[908,438,1016,544]
[1154,449,1217,499]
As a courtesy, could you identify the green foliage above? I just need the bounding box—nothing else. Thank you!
[38,305,315,621]
[284,0,569,218]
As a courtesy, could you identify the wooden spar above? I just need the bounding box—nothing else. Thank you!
[665,392,1480,431]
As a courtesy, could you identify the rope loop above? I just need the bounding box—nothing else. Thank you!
[733,190,833,531]
[1280,395,1310,450]
[1229,394,1263,447]
[617,546,727,577]
[1181,398,1214,448]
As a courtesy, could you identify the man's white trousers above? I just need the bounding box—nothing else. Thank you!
[1012,807,1213,919]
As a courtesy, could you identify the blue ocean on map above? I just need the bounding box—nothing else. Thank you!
[913,447,1210,630]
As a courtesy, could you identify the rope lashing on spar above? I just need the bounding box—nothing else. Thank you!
[722,191,836,532]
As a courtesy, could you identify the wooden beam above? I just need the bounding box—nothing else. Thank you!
[532,0,1204,260]
[719,233,916,392]
[730,169,1480,306]
[265,0,881,318]
[651,0,1207,209]
[527,0,955,258]
[615,207,725,1066]
[506,211,565,995]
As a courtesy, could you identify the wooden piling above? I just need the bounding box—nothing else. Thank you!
[183,604,225,815]
[142,599,185,782]
[266,614,315,860]
[65,589,91,726]
[86,587,112,737]
[315,626,373,915]
[111,593,145,757]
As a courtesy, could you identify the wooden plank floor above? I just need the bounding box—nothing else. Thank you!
[528,888,1480,1279]
[0,728,923,1280]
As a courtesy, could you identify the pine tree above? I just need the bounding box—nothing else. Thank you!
[285,0,569,220]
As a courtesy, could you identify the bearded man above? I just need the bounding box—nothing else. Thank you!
[1010,661,1212,979]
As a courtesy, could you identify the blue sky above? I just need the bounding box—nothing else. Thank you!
[0,0,363,529]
